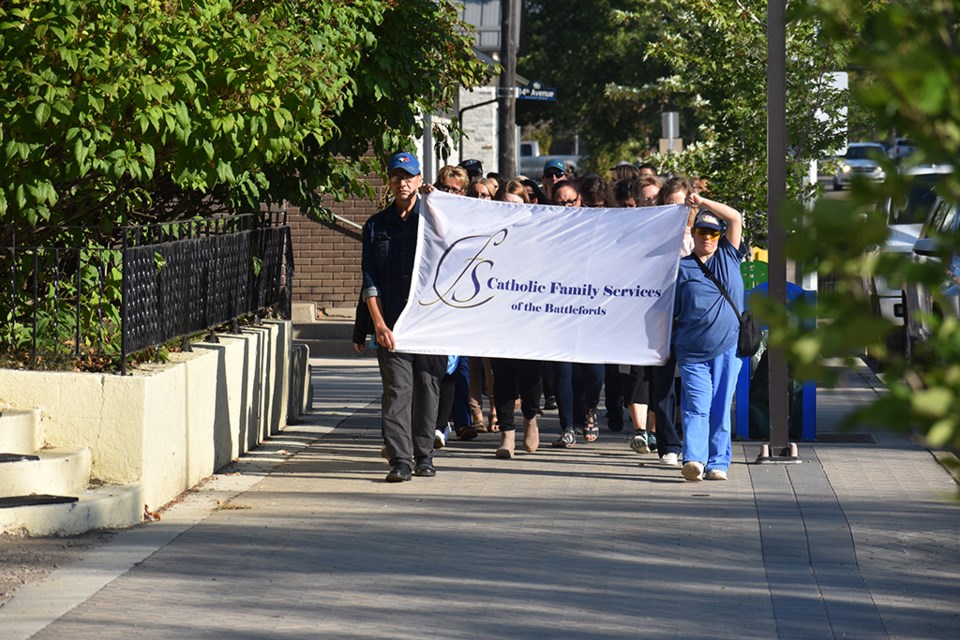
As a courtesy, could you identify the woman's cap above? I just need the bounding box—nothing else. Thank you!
[460,158,483,177]
[693,211,722,231]
[543,159,567,174]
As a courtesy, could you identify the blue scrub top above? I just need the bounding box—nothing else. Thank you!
[673,237,747,364]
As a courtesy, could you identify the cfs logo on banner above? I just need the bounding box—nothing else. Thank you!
[419,229,508,309]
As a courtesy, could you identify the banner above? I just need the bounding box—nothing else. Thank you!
[392,191,688,364]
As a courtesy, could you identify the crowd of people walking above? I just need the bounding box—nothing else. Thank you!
[356,151,748,485]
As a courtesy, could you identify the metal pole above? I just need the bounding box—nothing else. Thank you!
[760,0,798,462]
[498,0,517,177]
[120,231,128,375]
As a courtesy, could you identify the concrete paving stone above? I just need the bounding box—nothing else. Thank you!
[763,562,832,639]
[811,563,887,639]
[5,357,959,639]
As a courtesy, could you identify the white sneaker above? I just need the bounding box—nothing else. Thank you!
[433,422,453,449]
[660,452,680,467]
[682,460,704,482]
[704,468,728,481]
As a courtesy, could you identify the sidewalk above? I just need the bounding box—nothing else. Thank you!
[1,356,957,639]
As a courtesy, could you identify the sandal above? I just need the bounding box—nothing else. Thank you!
[552,428,576,448]
[473,420,489,433]
[457,426,479,441]
[582,408,599,442]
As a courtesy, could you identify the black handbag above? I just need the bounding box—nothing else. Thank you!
[692,254,762,358]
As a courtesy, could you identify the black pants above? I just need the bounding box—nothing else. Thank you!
[490,358,542,431]
[604,364,625,419]
[648,353,681,456]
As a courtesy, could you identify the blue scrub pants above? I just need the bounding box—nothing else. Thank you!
[678,346,741,472]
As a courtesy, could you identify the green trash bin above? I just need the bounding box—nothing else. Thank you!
[741,260,768,290]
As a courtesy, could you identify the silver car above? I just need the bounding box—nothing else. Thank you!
[833,142,887,190]
[903,196,960,357]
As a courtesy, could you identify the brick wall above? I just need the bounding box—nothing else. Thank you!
[288,86,499,314]
[288,176,386,313]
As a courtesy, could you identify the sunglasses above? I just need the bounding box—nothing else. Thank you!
[694,228,721,239]
[544,171,565,179]
[436,184,463,194]
[556,198,579,206]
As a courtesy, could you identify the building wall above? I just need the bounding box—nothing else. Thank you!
[288,177,385,315]
[459,86,500,177]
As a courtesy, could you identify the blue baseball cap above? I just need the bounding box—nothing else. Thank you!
[693,211,723,231]
[387,151,421,176]
[459,158,483,177]
[543,159,567,174]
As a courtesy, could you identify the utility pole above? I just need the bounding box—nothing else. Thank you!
[759,0,799,464]
[498,0,518,177]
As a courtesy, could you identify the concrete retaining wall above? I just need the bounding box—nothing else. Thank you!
[0,320,309,512]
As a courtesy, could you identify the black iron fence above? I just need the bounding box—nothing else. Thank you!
[2,212,293,373]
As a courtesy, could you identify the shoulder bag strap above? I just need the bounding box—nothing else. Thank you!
[692,253,743,322]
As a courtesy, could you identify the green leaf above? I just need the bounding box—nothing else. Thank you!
[34,102,51,125]
[911,387,953,418]
[140,143,155,168]
[74,139,89,165]
[89,94,104,114]
[216,160,235,183]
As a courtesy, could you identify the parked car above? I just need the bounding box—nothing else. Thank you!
[903,196,960,357]
[833,142,887,190]
[518,140,581,178]
[866,164,953,349]
[888,137,917,161]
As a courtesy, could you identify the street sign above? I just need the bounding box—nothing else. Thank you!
[518,81,557,101]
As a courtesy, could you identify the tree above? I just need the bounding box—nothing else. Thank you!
[518,1,862,246]
[0,0,489,242]
[517,0,671,170]
[624,0,865,245]
[761,0,960,481]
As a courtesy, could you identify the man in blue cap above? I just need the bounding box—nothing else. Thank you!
[357,151,447,482]
[541,158,567,201]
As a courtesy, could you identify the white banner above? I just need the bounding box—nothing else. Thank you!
[392,191,688,364]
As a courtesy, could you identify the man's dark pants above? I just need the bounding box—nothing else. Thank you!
[377,349,446,466]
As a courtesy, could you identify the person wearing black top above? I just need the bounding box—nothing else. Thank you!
[357,151,447,483]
